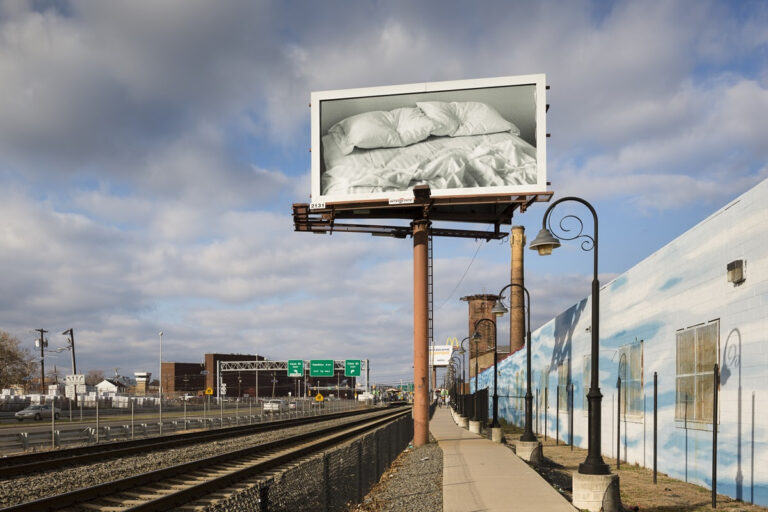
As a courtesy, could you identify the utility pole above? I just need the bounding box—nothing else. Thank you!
[35,329,48,394]
[62,329,77,375]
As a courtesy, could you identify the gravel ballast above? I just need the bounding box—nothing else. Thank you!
[349,438,442,512]
[0,410,391,508]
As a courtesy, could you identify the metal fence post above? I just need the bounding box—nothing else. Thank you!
[569,383,574,450]
[258,482,270,512]
[96,398,100,444]
[556,385,560,445]
[653,371,657,484]
[357,440,363,502]
[617,376,621,469]
[323,453,330,512]
[713,363,719,508]
[51,396,56,450]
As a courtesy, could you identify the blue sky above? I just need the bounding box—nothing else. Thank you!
[0,0,766,386]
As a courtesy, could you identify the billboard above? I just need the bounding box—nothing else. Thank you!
[310,74,547,208]
[429,345,455,367]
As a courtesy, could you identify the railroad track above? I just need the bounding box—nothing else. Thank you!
[0,406,381,478]
[2,407,410,512]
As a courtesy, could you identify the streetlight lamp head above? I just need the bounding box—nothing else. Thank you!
[159,331,163,336]
[529,227,561,256]
[471,331,482,342]
[491,300,508,317]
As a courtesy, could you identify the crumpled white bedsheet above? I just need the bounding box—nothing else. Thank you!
[321,131,537,195]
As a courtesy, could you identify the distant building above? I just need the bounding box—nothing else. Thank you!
[134,372,151,396]
[95,378,127,397]
[161,362,205,396]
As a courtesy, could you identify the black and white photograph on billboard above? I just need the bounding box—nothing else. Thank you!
[310,75,547,206]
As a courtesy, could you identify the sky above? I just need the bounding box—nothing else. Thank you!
[1,0,767,388]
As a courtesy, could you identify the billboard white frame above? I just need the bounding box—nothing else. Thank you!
[310,74,547,208]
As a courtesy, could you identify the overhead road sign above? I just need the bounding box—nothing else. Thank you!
[310,360,334,377]
[287,360,304,377]
[345,360,361,377]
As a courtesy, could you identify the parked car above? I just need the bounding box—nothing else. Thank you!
[15,404,61,421]
[263,399,285,413]
[288,401,297,410]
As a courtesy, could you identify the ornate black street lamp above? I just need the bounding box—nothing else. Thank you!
[529,196,610,475]
[451,350,463,414]
[493,283,536,442]
[448,360,458,408]
[473,317,500,428]
[459,336,469,415]
[470,333,481,422]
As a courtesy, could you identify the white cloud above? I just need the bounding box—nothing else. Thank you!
[0,0,767,383]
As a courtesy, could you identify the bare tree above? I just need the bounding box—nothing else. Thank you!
[84,369,105,386]
[0,331,38,390]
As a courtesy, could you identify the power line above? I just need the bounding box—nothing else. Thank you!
[435,240,484,312]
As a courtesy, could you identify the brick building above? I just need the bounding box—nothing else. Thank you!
[160,362,205,396]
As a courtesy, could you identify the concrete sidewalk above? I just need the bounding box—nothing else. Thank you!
[431,407,576,512]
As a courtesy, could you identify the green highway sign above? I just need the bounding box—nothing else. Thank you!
[345,359,361,377]
[287,360,304,377]
[310,359,334,377]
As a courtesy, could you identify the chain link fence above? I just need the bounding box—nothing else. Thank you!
[209,413,413,512]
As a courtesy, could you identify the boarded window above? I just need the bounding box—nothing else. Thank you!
[675,321,719,423]
[617,340,644,418]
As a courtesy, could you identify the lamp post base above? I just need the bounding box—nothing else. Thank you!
[468,420,482,434]
[572,472,621,512]
[514,439,542,464]
[491,427,503,443]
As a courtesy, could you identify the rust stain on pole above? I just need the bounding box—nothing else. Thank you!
[413,219,430,447]
[510,226,526,353]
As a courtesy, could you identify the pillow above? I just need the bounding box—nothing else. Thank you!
[451,101,518,137]
[417,100,520,137]
[416,101,460,136]
[328,111,402,155]
[390,107,439,146]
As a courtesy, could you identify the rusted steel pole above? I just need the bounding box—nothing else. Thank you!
[412,220,430,447]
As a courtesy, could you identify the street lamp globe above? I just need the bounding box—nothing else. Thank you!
[529,227,561,256]
[491,300,508,317]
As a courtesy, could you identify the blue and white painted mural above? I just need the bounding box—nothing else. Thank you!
[473,177,768,506]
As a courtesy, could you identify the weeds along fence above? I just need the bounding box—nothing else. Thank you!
[208,413,414,512]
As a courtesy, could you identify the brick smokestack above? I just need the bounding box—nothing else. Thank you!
[460,294,499,378]
[510,225,526,353]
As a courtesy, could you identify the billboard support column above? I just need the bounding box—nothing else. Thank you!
[413,219,431,447]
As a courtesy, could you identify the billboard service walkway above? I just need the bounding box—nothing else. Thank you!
[430,407,576,512]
